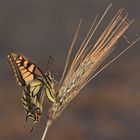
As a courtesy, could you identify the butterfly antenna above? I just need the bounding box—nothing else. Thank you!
[52,73,59,84]
[46,56,54,71]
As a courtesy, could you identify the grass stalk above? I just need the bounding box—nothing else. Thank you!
[41,4,139,140]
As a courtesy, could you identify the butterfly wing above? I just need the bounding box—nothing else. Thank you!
[8,53,44,86]
[8,53,46,123]
[22,80,45,123]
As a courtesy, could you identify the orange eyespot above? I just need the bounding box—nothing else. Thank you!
[36,108,41,121]
[36,108,41,115]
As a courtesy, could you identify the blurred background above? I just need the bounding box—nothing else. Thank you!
[0,0,140,140]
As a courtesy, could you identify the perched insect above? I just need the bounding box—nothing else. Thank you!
[7,53,56,130]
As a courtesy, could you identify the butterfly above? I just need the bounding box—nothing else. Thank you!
[7,53,56,129]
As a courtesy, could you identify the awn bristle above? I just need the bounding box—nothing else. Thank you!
[41,4,140,140]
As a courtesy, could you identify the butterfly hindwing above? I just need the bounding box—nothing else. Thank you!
[22,80,45,122]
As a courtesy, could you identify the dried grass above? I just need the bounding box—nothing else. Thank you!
[41,4,140,140]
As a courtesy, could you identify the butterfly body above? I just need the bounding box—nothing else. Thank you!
[8,53,56,124]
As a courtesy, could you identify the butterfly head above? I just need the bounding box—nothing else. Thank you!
[45,71,53,79]
[45,71,53,81]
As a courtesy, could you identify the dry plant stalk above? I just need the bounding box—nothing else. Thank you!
[41,4,140,140]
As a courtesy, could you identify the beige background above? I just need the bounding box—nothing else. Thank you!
[0,0,140,140]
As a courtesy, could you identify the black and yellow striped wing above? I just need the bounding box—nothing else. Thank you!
[7,53,48,124]
[8,53,56,125]
[22,82,45,123]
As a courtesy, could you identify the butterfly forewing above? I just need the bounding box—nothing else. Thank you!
[8,53,43,86]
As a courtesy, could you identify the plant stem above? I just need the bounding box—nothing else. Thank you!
[41,120,52,140]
